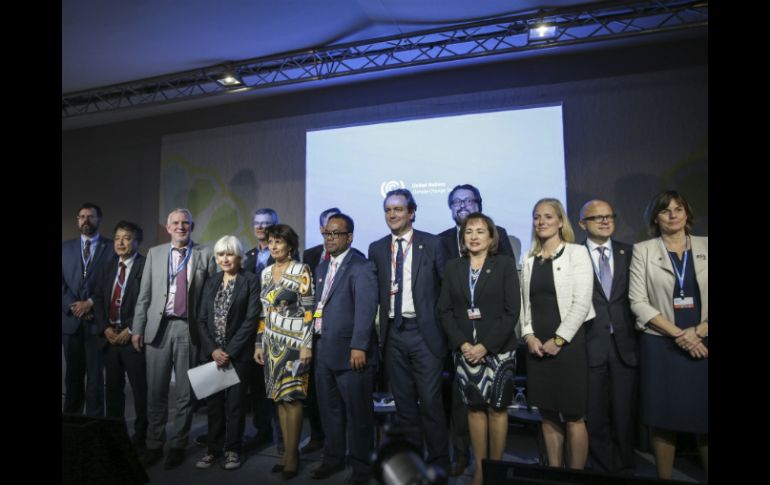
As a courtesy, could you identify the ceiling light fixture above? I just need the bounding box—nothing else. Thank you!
[216,65,243,87]
[529,23,558,41]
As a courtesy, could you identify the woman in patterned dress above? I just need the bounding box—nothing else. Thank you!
[253,224,314,479]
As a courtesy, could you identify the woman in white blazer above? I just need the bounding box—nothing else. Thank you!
[517,198,595,469]
[629,190,707,480]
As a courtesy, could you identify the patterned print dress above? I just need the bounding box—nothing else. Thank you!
[258,261,315,401]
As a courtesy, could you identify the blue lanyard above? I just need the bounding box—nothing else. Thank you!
[168,247,191,280]
[667,247,688,299]
[468,265,481,308]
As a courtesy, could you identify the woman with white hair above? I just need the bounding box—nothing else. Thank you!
[195,235,261,471]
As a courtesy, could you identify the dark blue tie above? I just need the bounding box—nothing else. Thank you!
[394,238,404,329]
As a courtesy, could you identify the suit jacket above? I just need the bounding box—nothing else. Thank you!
[61,236,115,335]
[518,243,596,342]
[629,235,708,335]
[92,253,147,338]
[197,270,261,363]
[133,241,216,347]
[302,244,324,279]
[583,240,639,367]
[438,255,521,354]
[438,225,516,262]
[243,245,274,277]
[368,229,448,358]
[313,250,379,371]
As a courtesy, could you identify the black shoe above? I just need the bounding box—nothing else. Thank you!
[343,475,370,485]
[194,434,208,446]
[311,463,345,480]
[243,431,273,452]
[141,448,163,468]
[164,447,185,469]
[131,434,147,451]
[300,438,324,454]
[271,463,285,473]
[281,469,298,480]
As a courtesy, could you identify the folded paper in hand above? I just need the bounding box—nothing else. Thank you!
[187,361,240,399]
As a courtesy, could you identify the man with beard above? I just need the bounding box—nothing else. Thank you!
[62,202,115,416]
[437,184,516,477]
[132,208,216,469]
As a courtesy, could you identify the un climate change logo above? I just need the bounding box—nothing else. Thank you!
[381,180,405,198]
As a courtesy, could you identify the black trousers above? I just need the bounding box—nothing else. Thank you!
[207,360,253,453]
[62,324,104,416]
[103,337,148,440]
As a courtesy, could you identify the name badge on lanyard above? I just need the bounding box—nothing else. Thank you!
[673,297,695,309]
[467,308,482,319]
[468,266,482,320]
[390,282,400,295]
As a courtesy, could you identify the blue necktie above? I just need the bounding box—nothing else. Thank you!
[598,247,612,298]
[598,247,614,333]
[394,238,404,329]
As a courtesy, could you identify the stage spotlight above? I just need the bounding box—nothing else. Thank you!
[216,65,243,87]
[529,23,557,41]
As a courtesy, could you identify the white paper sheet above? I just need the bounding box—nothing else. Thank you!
[187,361,241,399]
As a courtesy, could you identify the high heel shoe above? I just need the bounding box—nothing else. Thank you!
[271,463,284,473]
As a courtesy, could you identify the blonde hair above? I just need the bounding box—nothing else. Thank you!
[528,198,575,257]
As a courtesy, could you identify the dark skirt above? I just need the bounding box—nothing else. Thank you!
[640,333,708,434]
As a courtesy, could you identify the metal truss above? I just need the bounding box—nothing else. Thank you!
[62,0,707,119]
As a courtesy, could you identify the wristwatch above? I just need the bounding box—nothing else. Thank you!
[553,335,566,347]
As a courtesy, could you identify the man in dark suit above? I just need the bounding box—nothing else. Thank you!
[436,184,517,475]
[438,184,516,261]
[62,202,115,417]
[243,207,280,277]
[131,208,217,469]
[299,206,340,454]
[578,199,639,474]
[368,188,449,474]
[92,221,148,449]
[311,213,379,485]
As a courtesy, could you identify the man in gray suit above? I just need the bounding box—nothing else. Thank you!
[132,208,217,469]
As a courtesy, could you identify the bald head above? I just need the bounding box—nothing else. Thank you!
[579,199,616,244]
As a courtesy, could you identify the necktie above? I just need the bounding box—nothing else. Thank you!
[394,238,404,329]
[323,249,330,262]
[109,262,126,323]
[315,260,338,333]
[83,239,92,277]
[598,247,612,298]
[173,248,188,317]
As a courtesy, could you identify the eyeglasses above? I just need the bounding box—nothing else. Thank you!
[450,198,479,208]
[322,231,350,239]
[582,214,616,222]
[253,222,271,228]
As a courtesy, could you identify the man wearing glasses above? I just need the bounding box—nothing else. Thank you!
[578,199,639,474]
[437,184,515,477]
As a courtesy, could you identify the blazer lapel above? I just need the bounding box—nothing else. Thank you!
[323,252,351,302]
[410,232,423,288]
[610,242,628,299]
[460,258,472,304]
[651,238,674,275]
[472,257,494,304]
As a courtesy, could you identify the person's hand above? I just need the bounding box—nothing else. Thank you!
[70,300,93,318]
[104,327,117,345]
[212,348,230,367]
[131,334,144,352]
[675,327,702,352]
[115,328,131,345]
[526,335,545,358]
[688,340,708,359]
[542,338,563,357]
[464,343,488,364]
[254,346,264,365]
[350,349,366,371]
[300,347,312,368]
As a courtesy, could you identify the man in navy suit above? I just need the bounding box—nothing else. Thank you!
[92,221,148,448]
[436,184,517,475]
[311,213,378,485]
[368,188,449,474]
[62,202,115,416]
[579,199,639,474]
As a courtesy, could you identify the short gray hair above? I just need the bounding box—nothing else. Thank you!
[167,208,194,225]
[213,235,245,260]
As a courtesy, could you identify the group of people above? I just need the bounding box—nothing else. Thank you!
[62,185,707,484]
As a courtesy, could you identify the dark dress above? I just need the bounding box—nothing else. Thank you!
[526,254,588,417]
[640,249,708,433]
